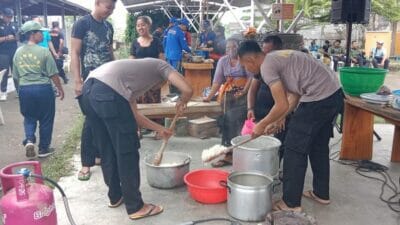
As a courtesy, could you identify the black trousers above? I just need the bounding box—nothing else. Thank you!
[332,56,345,72]
[221,91,247,147]
[78,79,144,214]
[282,89,344,208]
[80,118,100,167]
[79,71,100,168]
[372,58,389,69]
[55,58,67,82]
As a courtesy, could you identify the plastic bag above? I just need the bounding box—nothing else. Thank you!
[241,119,255,136]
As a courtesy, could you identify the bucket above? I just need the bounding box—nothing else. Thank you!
[339,67,387,96]
[231,135,281,177]
[222,171,273,222]
[144,152,191,189]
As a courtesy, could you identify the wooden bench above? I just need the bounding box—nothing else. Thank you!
[137,101,222,119]
[340,96,400,162]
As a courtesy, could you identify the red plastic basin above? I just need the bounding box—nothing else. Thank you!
[184,169,229,204]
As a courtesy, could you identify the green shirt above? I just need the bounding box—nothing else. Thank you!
[350,48,362,59]
[13,44,58,86]
[328,46,345,56]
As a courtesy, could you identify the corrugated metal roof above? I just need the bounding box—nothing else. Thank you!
[0,0,90,16]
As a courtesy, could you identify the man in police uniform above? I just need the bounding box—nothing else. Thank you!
[0,8,18,101]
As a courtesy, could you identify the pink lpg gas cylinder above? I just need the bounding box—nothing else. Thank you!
[0,161,57,225]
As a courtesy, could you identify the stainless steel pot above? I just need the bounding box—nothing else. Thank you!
[144,152,191,189]
[222,171,273,222]
[191,55,204,63]
[231,135,281,177]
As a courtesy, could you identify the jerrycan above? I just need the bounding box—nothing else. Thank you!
[0,161,57,225]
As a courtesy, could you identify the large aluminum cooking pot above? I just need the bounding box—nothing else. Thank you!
[144,151,191,189]
[231,135,281,177]
[222,171,273,222]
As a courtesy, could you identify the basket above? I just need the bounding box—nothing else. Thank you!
[339,67,387,96]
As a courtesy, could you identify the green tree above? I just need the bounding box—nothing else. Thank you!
[124,9,180,44]
[285,0,331,32]
[372,0,400,56]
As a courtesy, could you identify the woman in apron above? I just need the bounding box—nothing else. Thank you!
[203,38,253,167]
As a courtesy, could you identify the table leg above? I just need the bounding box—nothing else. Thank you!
[340,102,374,160]
[391,125,400,162]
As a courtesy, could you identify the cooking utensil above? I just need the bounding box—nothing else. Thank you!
[221,171,273,222]
[191,56,204,63]
[201,136,255,163]
[145,152,191,189]
[231,135,281,178]
[153,113,180,166]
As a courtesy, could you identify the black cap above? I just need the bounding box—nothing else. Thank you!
[2,8,14,17]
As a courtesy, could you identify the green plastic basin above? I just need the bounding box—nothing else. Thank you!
[339,67,387,96]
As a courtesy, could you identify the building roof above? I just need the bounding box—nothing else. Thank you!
[0,0,90,16]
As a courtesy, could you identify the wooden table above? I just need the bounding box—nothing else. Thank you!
[340,96,400,162]
[182,62,213,98]
[137,101,221,119]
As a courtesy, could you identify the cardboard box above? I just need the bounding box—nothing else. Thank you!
[165,117,188,137]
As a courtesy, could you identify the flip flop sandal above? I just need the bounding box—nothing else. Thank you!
[302,190,331,205]
[108,197,124,208]
[272,200,302,212]
[129,204,164,220]
[211,159,232,168]
[77,170,91,181]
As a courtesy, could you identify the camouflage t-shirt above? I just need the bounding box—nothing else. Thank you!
[72,14,113,80]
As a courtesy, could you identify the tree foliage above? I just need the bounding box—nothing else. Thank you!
[124,9,179,43]
[372,0,400,22]
[287,0,331,22]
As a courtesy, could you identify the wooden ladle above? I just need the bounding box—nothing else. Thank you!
[153,114,180,166]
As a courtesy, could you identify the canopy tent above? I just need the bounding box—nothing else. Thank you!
[0,0,90,27]
[120,0,273,33]
[121,0,251,12]
[0,0,89,15]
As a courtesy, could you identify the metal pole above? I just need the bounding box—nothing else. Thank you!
[61,3,66,29]
[279,0,284,32]
[199,0,203,27]
[253,0,272,28]
[223,0,246,29]
[250,0,254,27]
[173,0,199,33]
[285,9,304,33]
[15,0,22,27]
[43,0,48,27]
[345,21,353,67]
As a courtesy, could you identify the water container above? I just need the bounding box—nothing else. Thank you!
[0,161,57,225]
[339,67,387,96]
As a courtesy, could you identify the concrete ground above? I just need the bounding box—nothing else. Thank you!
[52,125,400,225]
[0,72,399,225]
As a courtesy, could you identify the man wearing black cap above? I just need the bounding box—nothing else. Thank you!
[0,8,18,101]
